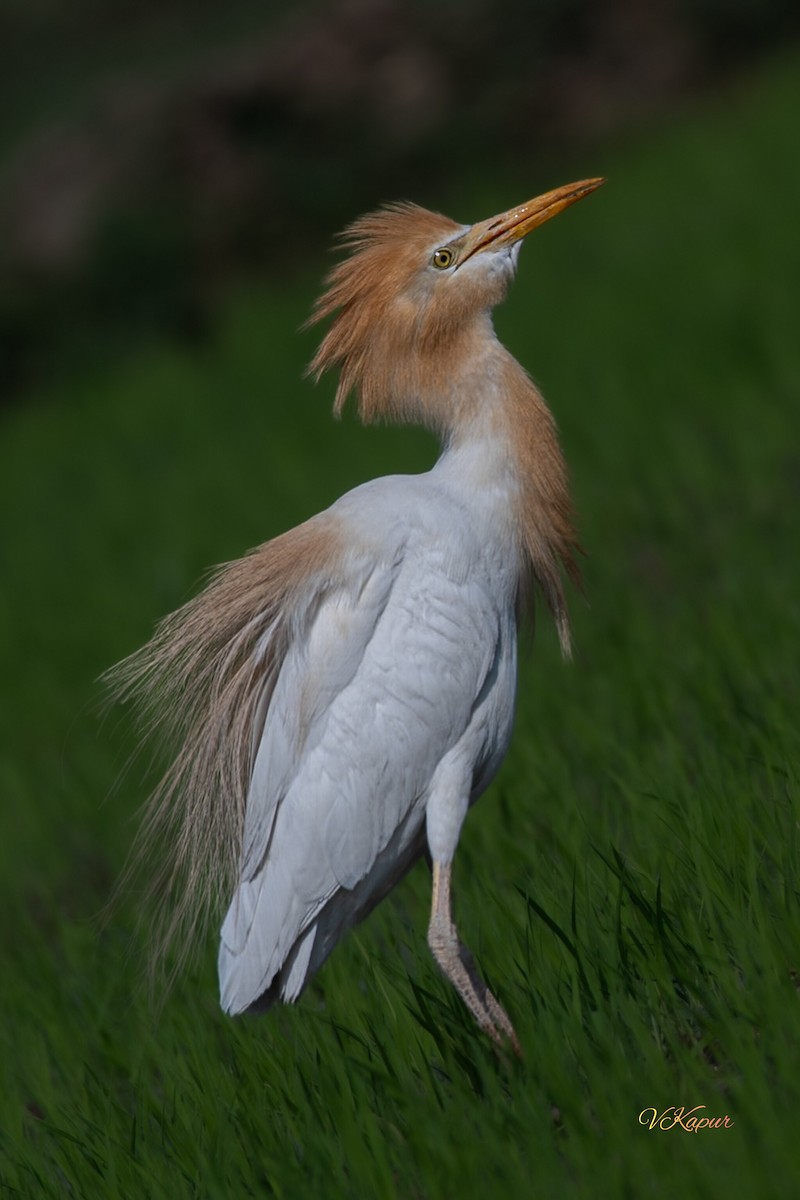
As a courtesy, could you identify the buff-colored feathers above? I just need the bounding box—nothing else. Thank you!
[107,516,342,981]
[500,356,582,655]
[307,202,462,423]
[307,200,580,653]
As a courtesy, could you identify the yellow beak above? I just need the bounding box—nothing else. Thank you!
[459,177,605,265]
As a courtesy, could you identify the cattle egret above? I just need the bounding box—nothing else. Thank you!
[113,177,604,1053]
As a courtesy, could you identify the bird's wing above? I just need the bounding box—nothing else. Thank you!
[236,540,402,886]
[219,492,501,1012]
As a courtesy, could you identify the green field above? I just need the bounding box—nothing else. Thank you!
[1,53,799,1199]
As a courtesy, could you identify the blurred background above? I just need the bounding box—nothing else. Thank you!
[2,0,799,977]
[2,0,800,1007]
[3,5,800,1196]
[1,0,798,396]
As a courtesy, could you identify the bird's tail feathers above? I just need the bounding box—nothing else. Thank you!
[104,514,342,992]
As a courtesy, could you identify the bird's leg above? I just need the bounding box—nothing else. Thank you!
[427,860,521,1055]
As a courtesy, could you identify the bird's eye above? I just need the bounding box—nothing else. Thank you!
[431,247,454,270]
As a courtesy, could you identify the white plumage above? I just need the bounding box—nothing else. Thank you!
[219,456,518,1012]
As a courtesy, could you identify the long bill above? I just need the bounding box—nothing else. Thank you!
[458,177,605,265]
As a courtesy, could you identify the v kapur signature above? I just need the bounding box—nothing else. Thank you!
[639,1106,734,1133]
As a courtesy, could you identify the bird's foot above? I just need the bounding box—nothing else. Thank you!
[428,920,521,1055]
[427,859,521,1055]
[457,939,522,1056]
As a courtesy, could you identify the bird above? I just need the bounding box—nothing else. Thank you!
[112,177,604,1053]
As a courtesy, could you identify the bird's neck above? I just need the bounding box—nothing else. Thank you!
[433,336,579,652]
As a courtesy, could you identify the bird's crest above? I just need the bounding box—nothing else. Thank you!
[306,202,463,425]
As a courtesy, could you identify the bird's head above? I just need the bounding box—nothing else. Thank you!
[307,179,604,429]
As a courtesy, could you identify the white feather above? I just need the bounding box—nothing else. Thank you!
[218,441,519,1013]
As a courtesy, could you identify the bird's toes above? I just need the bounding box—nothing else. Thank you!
[483,990,522,1057]
[455,939,521,1055]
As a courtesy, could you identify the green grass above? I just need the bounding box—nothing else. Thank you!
[2,52,800,1199]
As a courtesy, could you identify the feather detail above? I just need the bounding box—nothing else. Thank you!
[105,513,343,984]
[499,356,582,657]
[306,202,467,430]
